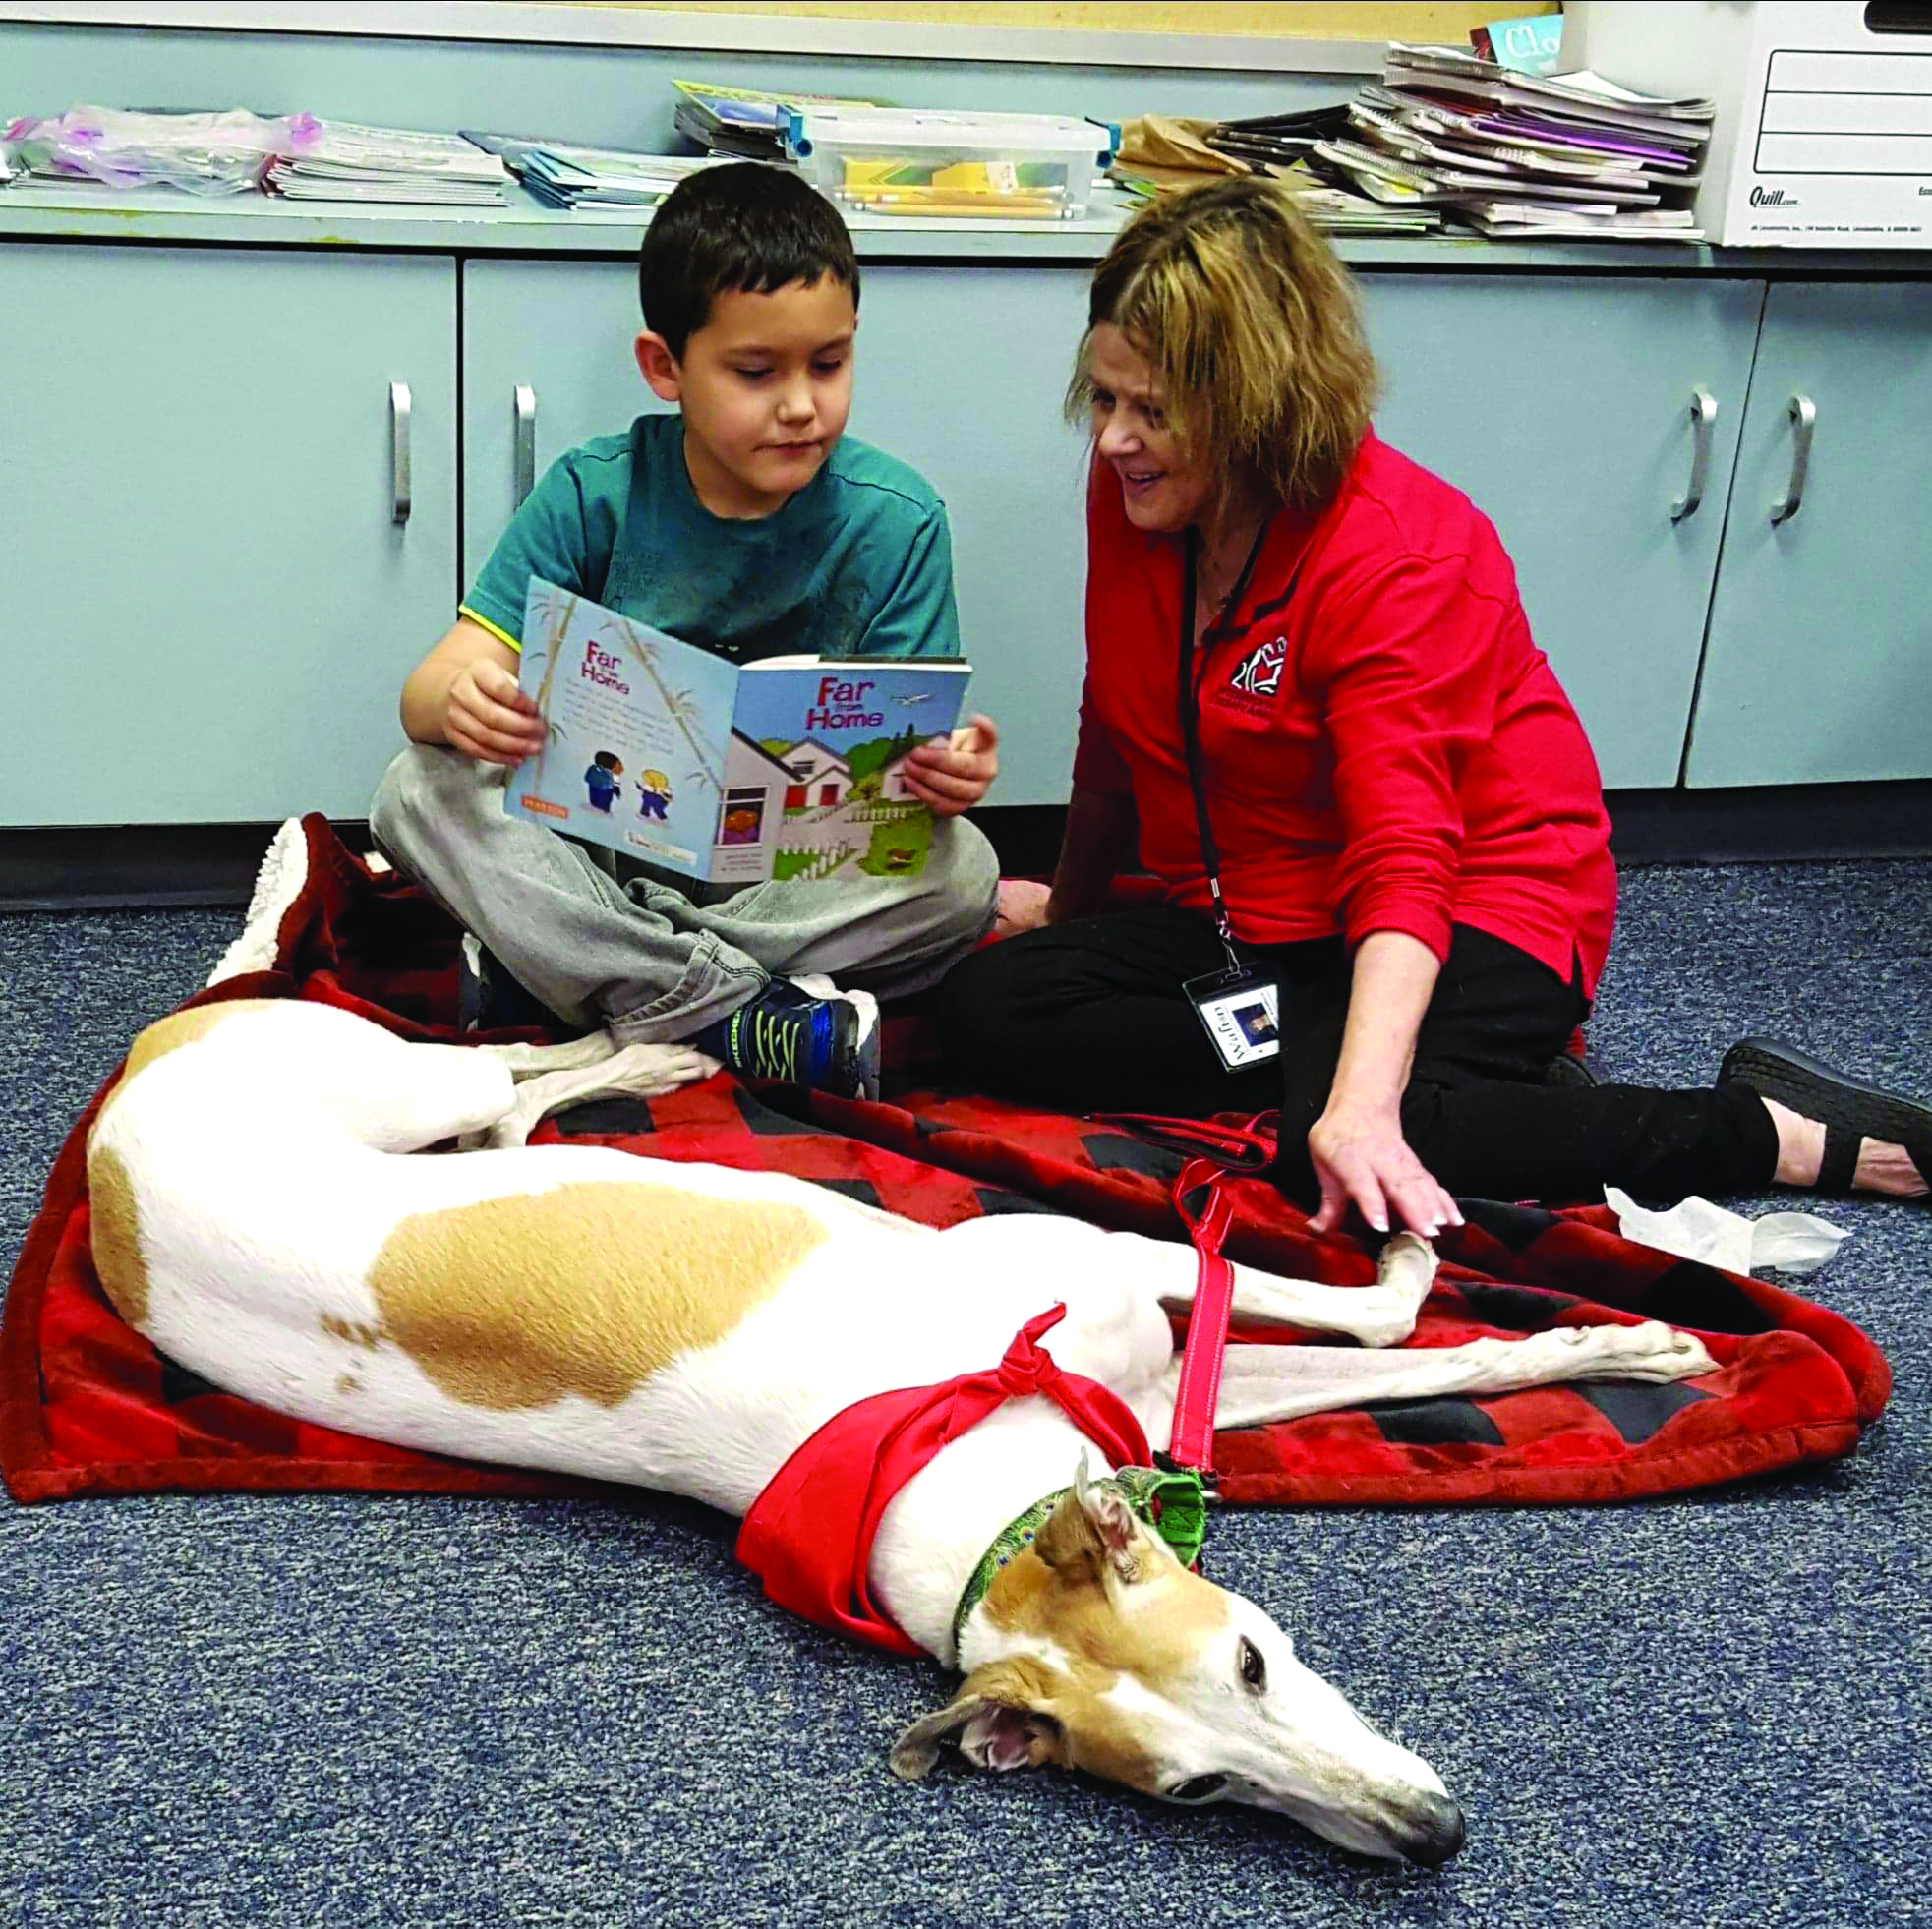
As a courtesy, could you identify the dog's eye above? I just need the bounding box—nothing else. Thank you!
[1168,1774,1227,1804]
[1238,1637,1266,1692]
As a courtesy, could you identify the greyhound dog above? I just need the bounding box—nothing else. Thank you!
[86,997,1715,1865]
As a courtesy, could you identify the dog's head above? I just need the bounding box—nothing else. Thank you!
[891,1457,1463,1866]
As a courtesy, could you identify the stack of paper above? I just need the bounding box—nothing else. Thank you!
[1200,105,1350,172]
[672,80,874,161]
[463,132,722,209]
[1315,43,1714,240]
[1110,110,1440,236]
[1287,168,1444,236]
[264,121,509,205]
[2,105,314,195]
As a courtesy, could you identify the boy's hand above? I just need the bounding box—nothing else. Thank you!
[444,658,546,767]
[900,713,998,817]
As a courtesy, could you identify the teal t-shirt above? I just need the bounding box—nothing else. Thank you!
[459,413,962,664]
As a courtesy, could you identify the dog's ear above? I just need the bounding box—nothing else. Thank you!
[1032,1450,1140,1584]
[890,1665,1065,1781]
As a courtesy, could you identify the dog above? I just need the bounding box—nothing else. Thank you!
[86,998,1715,1865]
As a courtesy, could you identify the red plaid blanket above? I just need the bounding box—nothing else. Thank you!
[0,815,1890,1507]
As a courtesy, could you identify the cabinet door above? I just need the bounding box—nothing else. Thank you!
[0,246,455,825]
[1687,283,1932,786]
[846,265,1094,806]
[1359,274,1763,789]
[461,259,671,597]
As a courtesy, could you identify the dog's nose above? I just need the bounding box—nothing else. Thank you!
[1400,1793,1466,1867]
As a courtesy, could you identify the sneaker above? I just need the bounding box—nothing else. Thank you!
[457,933,565,1035]
[693,975,881,1099]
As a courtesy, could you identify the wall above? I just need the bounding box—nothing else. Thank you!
[563,2,1554,40]
[0,18,1362,143]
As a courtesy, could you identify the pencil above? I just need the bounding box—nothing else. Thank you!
[849,198,1068,219]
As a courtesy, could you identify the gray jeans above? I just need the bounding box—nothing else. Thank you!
[369,744,999,1043]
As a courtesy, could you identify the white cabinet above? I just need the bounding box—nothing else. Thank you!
[1687,282,1932,786]
[460,259,671,599]
[1362,273,1764,789]
[0,247,456,825]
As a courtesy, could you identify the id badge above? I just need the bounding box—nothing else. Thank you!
[1184,965,1280,1071]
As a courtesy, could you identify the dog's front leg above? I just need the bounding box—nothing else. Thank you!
[1154,1231,1437,1350]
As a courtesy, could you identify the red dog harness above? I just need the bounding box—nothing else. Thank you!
[736,1305,1153,1657]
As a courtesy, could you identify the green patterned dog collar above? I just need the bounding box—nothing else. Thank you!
[951,1466,1209,1655]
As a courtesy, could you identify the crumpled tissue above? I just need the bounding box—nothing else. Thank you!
[1605,1188,1849,1278]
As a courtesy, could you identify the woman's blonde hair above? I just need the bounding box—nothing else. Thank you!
[1068,175,1378,517]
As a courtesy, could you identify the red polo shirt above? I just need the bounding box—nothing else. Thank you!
[1073,430,1617,999]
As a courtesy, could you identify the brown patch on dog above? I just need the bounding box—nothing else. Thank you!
[87,1004,286,1330]
[91,1002,278,1137]
[967,1500,1233,1795]
[336,1373,360,1396]
[322,1315,383,1350]
[992,1495,1230,1683]
[368,1180,826,1411]
[935,1652,1164,1795]
[88,1141,151,1332]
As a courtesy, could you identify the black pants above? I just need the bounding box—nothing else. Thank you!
[935,906,1777,1206]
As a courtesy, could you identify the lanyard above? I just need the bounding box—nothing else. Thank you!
[1177,510,1277,965]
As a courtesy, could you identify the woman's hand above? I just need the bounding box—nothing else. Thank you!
[994,878,1052,937]
[900,714,998,817]
[1307,1098,1462,1239]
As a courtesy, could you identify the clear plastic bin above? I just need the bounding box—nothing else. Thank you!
[780,106,1118,219]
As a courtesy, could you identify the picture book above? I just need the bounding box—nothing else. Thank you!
[509,578,971,885]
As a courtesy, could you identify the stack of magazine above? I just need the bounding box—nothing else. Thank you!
[462,132,721,209]
[1314,42,1714,240]
[1110,109,1440,237]
[672,80,875,160]
[264,121,509,205]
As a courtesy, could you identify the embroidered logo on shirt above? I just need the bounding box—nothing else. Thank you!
[1212,634,1290,722]
[1228,635,1288,699]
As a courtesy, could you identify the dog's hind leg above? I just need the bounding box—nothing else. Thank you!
[1137,1318,1715,1436]
[1154,1231,1437,1350]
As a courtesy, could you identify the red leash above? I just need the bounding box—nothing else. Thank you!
[1100,1111,1280,1482]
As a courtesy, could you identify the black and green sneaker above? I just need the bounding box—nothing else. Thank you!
[693,976,881,1100]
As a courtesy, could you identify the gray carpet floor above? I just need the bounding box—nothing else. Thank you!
[2,860,1927,1929]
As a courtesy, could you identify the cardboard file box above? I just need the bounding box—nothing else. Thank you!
[1571,2,1932,246]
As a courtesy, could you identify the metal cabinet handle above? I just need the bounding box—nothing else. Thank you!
[1770,393,1815,526]
[513,383,537,506]
[389,380,412,525]
[1670,387,1717,522]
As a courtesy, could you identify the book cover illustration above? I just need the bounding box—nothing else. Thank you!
[511,578,970,885]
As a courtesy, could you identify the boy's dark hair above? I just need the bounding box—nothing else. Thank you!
[639,163,860,359]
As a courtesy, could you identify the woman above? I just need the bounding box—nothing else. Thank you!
[938,177,1928,1235]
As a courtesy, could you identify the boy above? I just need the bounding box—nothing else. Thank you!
[371,164,1000,1097]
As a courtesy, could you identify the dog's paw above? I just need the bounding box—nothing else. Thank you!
[631,1045,721,1095]
[1553,1318,1717,1384]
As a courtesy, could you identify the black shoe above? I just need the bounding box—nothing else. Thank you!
[691,976,882,1099]
[457,934,564,1034]
[1719,1036,1932,1193]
